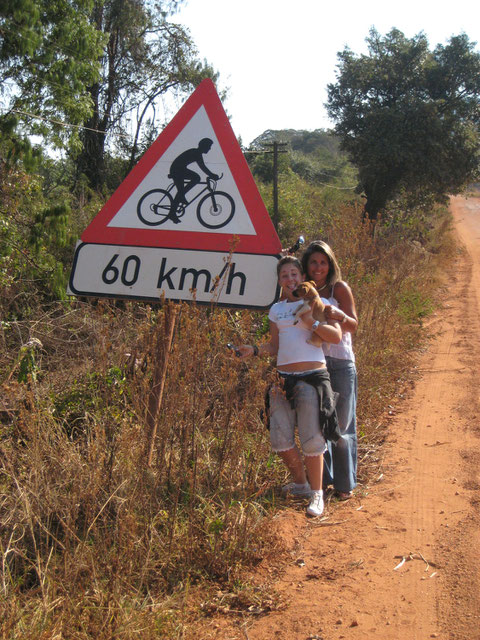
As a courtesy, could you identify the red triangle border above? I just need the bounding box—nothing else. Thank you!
[80,79,281,255]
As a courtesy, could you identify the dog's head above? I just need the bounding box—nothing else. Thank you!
[292,280,320,300]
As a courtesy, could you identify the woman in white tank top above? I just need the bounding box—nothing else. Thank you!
[302,241,358,500]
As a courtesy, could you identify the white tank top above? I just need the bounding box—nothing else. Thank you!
[322,289,355,362]
[268,299,326,366]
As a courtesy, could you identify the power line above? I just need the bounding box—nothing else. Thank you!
[2,108,132,139]
[2,111,358,190]
[316,181,357,190]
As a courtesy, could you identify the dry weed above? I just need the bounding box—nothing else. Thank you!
[0,203,455,637]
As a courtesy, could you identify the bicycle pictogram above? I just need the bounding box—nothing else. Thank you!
[136,137,235,229]
[137,174,235,229]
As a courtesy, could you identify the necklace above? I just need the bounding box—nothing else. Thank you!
[317,283,329,291]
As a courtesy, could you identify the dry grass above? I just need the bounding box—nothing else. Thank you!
[0,203,455,638]
[1,300,282,638]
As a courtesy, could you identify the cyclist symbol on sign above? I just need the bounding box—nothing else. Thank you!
[137,138,235,229]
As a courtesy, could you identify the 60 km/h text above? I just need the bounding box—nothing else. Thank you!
[101,254,247,295]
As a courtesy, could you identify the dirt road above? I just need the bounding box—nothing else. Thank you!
[204,195,480,640]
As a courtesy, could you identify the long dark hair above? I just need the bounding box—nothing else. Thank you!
[301,241,341,287]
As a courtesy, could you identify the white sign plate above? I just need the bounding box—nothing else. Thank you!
[68,243,280,309]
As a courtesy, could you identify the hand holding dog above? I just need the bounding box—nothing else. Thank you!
[297,308,315,325]
[324,304,346,324]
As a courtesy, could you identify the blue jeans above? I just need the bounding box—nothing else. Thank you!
[323,357,357,492]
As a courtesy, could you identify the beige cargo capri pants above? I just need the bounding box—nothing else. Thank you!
[268,379,327,456]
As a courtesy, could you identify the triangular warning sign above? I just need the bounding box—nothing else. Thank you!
[81,79,281,254]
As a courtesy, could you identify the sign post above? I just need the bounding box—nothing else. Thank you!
[144,302,178,467]
[68,79,283,465]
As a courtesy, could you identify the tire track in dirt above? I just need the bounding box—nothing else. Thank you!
[197,195,480,640]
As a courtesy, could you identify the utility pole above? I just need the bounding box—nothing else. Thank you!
[245,141,288,231]
[264,141,287,231]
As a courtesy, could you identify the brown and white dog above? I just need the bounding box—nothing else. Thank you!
[291,281,326,347]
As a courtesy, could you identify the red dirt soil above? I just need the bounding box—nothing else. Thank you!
[195,195,480,640]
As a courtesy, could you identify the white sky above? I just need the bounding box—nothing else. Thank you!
[173,0,480,146]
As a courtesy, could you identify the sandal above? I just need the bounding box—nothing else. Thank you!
[337,491,353,501]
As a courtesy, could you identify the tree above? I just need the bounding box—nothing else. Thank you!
[326,28,480,220]
[75,0,219,189]
[0,0,106,159]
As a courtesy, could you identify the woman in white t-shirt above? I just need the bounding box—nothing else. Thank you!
[236,256,341,517]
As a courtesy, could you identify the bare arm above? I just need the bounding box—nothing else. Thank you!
[301,309,342,344]
[236,320,279,359]
[324,281,358,334]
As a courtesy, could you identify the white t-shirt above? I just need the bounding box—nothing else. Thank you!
[268,299,326,367]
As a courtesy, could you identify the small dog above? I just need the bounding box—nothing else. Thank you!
[292,281,326,347]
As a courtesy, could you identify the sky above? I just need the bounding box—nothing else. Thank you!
[172,0,480,146]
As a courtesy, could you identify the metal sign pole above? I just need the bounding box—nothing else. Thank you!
[145,302,178,467]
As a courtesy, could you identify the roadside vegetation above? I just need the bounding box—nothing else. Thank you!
[0,131,455,636]
[1,5,476,636]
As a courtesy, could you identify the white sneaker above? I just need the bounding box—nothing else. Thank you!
[307,490,324,517]
[281,481,312,496]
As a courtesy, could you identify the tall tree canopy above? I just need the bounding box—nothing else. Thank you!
[326,28,480,220]
[1,1,218,187]
[0,0,106,159]
[76,0,218,189]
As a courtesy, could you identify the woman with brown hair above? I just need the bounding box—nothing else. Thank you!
[301,241,358,500]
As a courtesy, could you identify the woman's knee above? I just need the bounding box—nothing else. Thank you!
[301,432,327,456]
